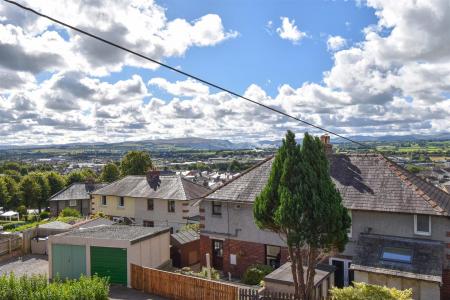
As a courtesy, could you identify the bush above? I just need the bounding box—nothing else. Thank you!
[59,207,81,218]
[195,267,220,280]
[242,264,273,285]
[57,216,82,224]
[40,210,50,219]
[331,282,412,300]
[1,221,26,230]
[0,273,109,300]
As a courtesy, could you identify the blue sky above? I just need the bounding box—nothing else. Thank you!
[0,0,449,145]
[106,0,377,98]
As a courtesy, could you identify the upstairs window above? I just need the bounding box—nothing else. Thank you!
[168,200,175,213]
[212,202,222,216]
[414,214,431,236]
[147,199,154,211]
[381,247,412,263]
[118,196,125,207]
[101,196,107,206]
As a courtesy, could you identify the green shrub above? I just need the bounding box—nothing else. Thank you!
[56,216,81,224]
[331,282,412,300]
[40,211,50,219]
[9,220,49,232]
[17,205,27,219]
[0,273,109,300]
[59,207,81,218]
[1,221,26,230]
[242,264,273,285]
[195,267,220,280]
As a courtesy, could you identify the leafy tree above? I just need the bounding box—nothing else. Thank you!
[46,172,66,196]
[19,175,41,209]
[100,163,120,183]
[331,282,412,300]
[120,151,153,176]
[405,164,424,174]
[228,160,242,173]
[0,178,10,209]
[254,131,351,300]
[3,176,20,209]
[16,205,27,219]
[66,168,97,186]
[3,170,21,182]
[28,173,50,213]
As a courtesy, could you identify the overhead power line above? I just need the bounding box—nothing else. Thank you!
[4,0,375,150]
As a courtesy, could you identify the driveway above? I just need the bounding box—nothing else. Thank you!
[109,286,167,300]
[0,254,48,277]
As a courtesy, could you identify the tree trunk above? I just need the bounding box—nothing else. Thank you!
[295,247,306,300]
[287,245,300,298]
[305,247,318,300]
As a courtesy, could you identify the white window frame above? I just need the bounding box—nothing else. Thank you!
[69,199,77,207]
[329,257,352,287]
[118,196,125,208]
[414,214,431,236]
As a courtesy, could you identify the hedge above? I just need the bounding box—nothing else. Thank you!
[242,264,274,285]
[331,282,413,300]
[0,273,109,300]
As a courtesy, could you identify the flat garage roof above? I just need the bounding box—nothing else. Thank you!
[59,225,170,244]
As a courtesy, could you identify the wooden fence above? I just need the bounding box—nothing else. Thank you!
[0,236,22,256]
[239,289,297,300]
[131,264,238,300]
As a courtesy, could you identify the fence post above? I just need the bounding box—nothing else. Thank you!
[8,239,11,254]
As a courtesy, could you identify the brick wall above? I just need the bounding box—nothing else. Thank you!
[442,269,450,300]
[200,235,288,278]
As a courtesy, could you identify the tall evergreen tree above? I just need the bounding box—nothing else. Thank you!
[254,131,350,300]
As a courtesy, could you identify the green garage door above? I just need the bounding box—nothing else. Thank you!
[90,246,127,285]
[52,244,86,280]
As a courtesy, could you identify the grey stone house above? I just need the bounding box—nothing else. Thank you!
[199,148,450,299]
[49,182,107,216]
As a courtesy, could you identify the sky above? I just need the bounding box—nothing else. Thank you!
[0,0,449,145]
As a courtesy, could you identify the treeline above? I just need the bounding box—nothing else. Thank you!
[0,151,153,213]
[171,160,254,173]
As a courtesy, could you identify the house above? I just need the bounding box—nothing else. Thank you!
[48,225,170,287]
[91,172,209,232]
[170,229,200,268]
[198,138,450,300]
[264,263,335,299]
[48,182,107,216]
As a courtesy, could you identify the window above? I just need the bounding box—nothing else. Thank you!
[414,214,431,236]
[69,199,77,207]
[381,247,412,263]
[265,245,281,269]
[212,202,222,216]
[147,199,154,211]
[101,196,107,206]
[168,200,175,213]
[118,196,125,207]
[143,220,154,227]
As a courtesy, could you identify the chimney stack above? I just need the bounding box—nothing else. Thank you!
[320,134,333,155]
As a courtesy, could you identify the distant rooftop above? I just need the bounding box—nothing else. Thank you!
[49,182,107,201]
[93,175,209,200]
[171,230,199,246]
[58,225,170,244]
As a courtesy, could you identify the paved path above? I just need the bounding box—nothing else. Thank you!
[0,254,48,277]
[109,286,168,300]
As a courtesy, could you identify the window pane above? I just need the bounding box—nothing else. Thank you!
[416,215,430,233]
[266,245,281,268]
[147,199,154,210]
[382,247,412,263]
[212,203,222,215]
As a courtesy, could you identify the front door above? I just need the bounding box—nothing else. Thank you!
[332,260,345,288]
[211,239,223,270]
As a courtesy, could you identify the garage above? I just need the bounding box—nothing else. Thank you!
[48,225,171,287]
[91,246,127,285]
[52,244,86,280]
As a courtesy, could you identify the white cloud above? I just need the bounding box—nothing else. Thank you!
[276,17,307,44]
[327,35,347,51]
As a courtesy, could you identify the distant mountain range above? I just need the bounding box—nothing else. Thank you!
[1,133,449,151]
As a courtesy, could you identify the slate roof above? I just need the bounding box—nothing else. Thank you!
[171,229,199,246]
[49,183,107,201]
[204,154,450,216]
[93,175,209,201]
[58,225,170,244]
[351,233,444,283]
[39,221,72,230]
[265,262,334,287]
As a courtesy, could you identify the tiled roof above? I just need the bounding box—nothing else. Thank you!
[171,229,199,246]
[205,154,450,216]
[49,183,107,201]
[93,175,209,200]
[351,234,444,283]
